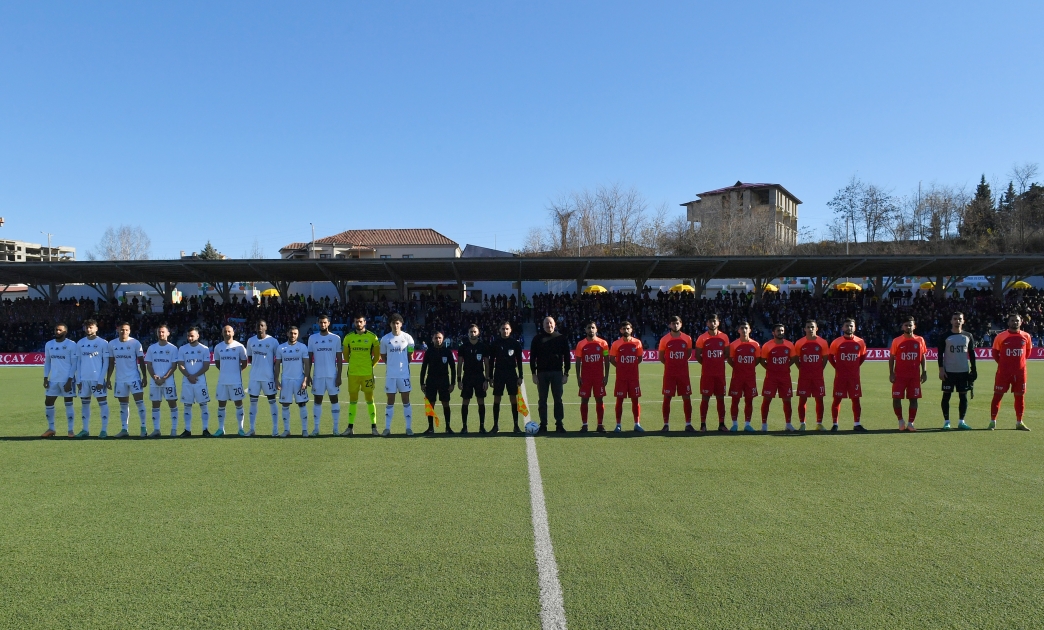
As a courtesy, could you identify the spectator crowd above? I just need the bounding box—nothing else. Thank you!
[2,285,1042,353]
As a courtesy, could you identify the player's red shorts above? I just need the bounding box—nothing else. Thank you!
[994,370,1027,394]
[796,375,825,398]
[577,379,606,398]
[728,375,758,398]
[662,372,692,396]
[761,374,793,398]
[614,378,641,398]
[891,375,922,399]
[699,373,726,397]
[832,373,862,399]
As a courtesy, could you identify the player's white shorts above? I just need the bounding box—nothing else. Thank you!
[279,378,309,404]
[180,379,211,404]
[45,379,76,397]
[77,380,107,399]
[149,379,178,402]
[385,377,412,394]
[248,379,278,397]
[311,377,339,396]
[114,379,144,398]
[216,383,245,402]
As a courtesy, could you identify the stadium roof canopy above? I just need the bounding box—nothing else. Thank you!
[2,255,1042,288]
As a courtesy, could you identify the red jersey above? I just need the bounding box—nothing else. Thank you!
[658,332,693,376]
[890,335,927,378]
[760,339,795,377]
[993,330,1033,373]
[695,331,730,377]
[610,338,644,381]
[729,339,761,380]
[828,336,867,374]
[574,337,609,382]
[794,337,829,379]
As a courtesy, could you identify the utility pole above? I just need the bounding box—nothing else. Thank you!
[41,231,54,261]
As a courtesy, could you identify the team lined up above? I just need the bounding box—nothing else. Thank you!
[38,309,1033,437]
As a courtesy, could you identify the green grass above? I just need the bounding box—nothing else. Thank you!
[1,362,1043,628]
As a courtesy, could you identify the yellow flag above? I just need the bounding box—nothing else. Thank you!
[424,397,440,427]
[516,390,530,419]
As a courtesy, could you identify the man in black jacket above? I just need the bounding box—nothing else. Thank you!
[530,316,570,433]
[489,321,524,433]
[420,331,456,434]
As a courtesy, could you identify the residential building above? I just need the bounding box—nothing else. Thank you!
[681,181,800,246]
[0,238,76,262]
[280,228,461,260]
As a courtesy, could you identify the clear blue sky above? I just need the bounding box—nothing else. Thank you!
[1,1,1041,258]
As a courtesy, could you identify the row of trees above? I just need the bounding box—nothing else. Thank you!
[521,163,1044,256]
[84,226,263,261]
[820,163,1044,254]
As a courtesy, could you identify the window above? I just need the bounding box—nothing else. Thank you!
[380,255,391,259]
[756,189,770,205]
[402,254,414,259]
[319,254,330,259]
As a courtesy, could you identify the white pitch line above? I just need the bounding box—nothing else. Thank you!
[526,435,568,630]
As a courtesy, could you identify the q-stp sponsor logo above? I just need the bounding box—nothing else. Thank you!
[0,353,45,365]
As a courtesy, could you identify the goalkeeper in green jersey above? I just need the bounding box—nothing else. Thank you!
[341,313,381,436]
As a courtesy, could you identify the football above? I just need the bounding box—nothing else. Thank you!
[524,421,540,435]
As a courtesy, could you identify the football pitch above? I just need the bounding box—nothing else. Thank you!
[2,362,1043,629]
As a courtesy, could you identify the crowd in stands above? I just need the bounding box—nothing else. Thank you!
[2,285,1042,352]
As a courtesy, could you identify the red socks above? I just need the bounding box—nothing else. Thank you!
[852,398,861,424]
[990,392,1003,420]
[1015,394,1025,421]
[782,398,792,423]
[815,397,824,422]
[798,396,807,423]
[831,397,842,423]
[760,397,771,422]
[730,396,740,421]
[744,397,753,423]
[909,406,917,423]
[663,398,671,423]
[580,399,589,424]
[631,398,641,422]
[716,397,726,423]
[615,397,623,422]
[596,400,604,424]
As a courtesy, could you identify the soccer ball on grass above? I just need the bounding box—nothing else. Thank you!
[524,421,540,435]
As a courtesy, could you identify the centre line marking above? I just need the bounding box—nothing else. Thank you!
[526,435,567,630]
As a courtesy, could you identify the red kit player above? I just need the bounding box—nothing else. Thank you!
[574,320,610,433]
[658,316,693,432]
[827,318,867,432]
[694,313,730,433]
[727,321,760,432]
[609,321,644,433]
[889,316,928,432]
[990,313,1033,431]
[794,320,829,430]
[759,324,796,432]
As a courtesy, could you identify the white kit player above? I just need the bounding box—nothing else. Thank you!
[380,313,415,437]
[213,324,248,437]
[307,314,342,437]
[177,326,210,437]
[75,319,111,438]
[106,322,149,438]
[275,325,310,437]
[42,323,78,438]
[144,324,180,437]
[246,319,280,437]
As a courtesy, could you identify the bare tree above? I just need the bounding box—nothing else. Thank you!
[87,225,151,260]
[1011,162,1039,195]
[242,238,265,259]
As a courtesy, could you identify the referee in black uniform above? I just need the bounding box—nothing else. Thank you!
[457,324,490,434]
[420,331,456,434]
[530,316,571,433]
[489,321,524,433]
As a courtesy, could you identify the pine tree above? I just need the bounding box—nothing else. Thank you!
[199,241,222,260]
[960,174,996,238]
